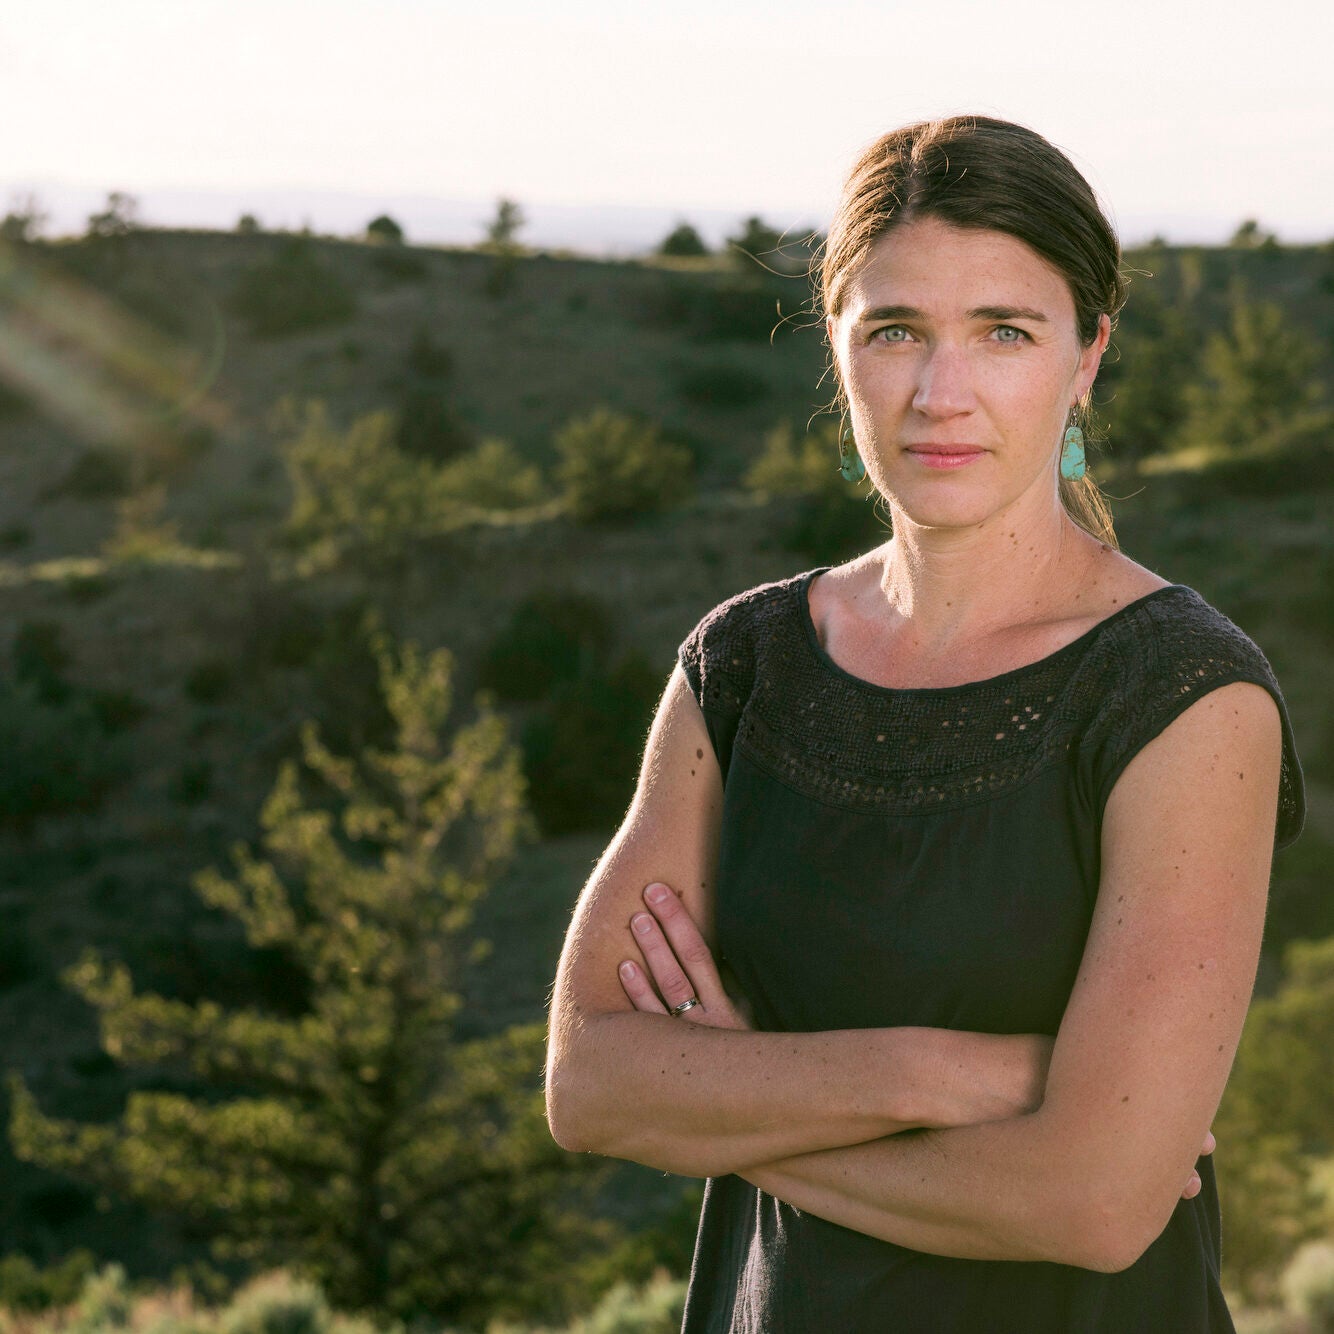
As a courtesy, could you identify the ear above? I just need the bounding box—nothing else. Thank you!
[1074,313,1112,404]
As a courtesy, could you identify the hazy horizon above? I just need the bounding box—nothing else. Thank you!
[6,177,1327,259]
[2,0,1329,257]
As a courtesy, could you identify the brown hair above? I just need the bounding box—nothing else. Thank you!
[820,115,1128,547]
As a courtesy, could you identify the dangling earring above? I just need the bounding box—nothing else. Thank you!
[839,427,866,483]
[1060,422,1086,481]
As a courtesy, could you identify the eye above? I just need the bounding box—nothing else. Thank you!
[874,325,914,344]
[992,325,1028,344]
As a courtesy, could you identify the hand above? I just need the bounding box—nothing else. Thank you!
[1181,1129,1216,1200]
[618,882,752,1031]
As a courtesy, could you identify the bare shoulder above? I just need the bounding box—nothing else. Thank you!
[1076,543,1173,618]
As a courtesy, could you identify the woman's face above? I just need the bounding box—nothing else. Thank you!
[827,216,1110,533]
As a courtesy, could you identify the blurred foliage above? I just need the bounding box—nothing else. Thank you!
[8,630,605,1326]
[520,652,660,836]
[437,439,543,511]
[280,403,544,568]
[480,591,615,704]
[482,198,525,299]
[1100,290,1201,461]
[1175,297,1325,454]
[674,359,770,410]
[0,224,1331,1321]
[280,403,443,567]
[86,193,139,240]
[638,276,780,342]
[0,1264,689,1333]
[0,1249,97,1314]
[554,408,693,522]
[658,222,708,258]
[364,216,403,246]
[1216,936,1334,1299]
[230,238,356,337]
[1279,1240,1334,1331]
[744,420,884,559]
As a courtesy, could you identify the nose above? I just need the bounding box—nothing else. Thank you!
[911,344,975,420]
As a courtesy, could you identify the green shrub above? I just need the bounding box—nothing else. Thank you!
[280,402,441,564]
[480,590,615,702]
[230,238,356,337]
[658,223,708,257]
[521,652,660,834]
[68,1262,132,1334]
[0,1248,98,1312]
[554,408,693,522]
[219,1271,334,1334]
[570,1271,687,1334]
[13,618,71,703]
[185,658,235,704]
[365,215,403,245]
[393,382,474,463]
[0,680,127,831]
[1281,1240,1334,1332]
[438,438,544,511]
[44,446,132,500]
[744,421,883,560]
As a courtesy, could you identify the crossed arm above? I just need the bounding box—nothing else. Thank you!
[544,666,1282,1272]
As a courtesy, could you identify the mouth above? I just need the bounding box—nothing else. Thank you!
[905,444,986,470]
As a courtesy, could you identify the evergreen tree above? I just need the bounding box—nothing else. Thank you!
[9,630,597,1325]
[658,222,708,257]
[1175,296,1323,453]
[1100,291,1200,462]
[1213,936,1334,1300]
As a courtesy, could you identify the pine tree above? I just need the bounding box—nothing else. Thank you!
[1175,296,1323,453]
[9,629,597,1325]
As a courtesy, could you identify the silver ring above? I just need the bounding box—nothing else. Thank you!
[670,996,700,1017]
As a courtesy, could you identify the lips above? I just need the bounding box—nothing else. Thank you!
[905,445,986,471]
[905,444,985,456]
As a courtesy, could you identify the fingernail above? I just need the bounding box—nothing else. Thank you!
[645,884,669,904]
[632,913,653,935]
[619,961,637,979]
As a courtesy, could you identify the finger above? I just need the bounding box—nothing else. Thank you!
[630,909,698,1013]
[1182,1171,1201,1199]
[1201,1131,1216,1156]
[618,960,669,1015]
[643,883,730,1012]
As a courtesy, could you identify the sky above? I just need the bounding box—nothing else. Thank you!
[1,0,1330,253]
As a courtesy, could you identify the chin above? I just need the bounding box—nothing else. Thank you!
[878,487,1001,532]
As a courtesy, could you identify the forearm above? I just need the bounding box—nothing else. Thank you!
[547,1014,1019,1178]
[741,1109,1120,1271]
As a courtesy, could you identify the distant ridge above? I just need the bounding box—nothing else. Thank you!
[5,179,1325,256]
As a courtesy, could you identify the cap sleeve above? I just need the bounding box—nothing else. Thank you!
[677,581,776,784]
[1085,592,1306,851]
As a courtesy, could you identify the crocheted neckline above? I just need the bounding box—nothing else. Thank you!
[797,566,1193,698]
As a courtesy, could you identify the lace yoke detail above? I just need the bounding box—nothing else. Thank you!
[678,571,1305,839]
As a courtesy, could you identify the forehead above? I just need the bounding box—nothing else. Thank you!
[841,217,1075,320]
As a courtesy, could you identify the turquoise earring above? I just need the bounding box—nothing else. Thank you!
[839,427,866,483]
[1060,424,1086,481]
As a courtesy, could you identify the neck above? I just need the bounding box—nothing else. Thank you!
[872,491,1097,650]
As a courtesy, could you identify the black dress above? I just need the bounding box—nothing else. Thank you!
[675,568,1306,1334]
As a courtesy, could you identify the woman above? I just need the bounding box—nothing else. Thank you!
[545,116,1306,1332]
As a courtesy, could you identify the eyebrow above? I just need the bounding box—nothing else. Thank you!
[857,304,1050,324]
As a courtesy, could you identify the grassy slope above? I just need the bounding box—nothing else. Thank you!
[0,227,1330,1279]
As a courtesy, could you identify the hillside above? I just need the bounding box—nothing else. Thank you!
[0,224,1331,1299]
